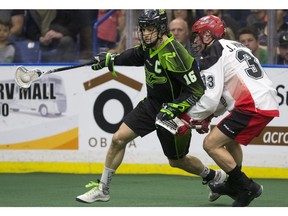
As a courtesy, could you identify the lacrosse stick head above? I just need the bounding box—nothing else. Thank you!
[155,117,183,135]
[15,66,42,89]
[155,115,203,136]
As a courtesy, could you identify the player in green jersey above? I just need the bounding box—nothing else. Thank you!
[76,9,227,204]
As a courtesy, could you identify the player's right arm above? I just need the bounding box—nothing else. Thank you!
[114,44,145,66]
[91,44,145,76]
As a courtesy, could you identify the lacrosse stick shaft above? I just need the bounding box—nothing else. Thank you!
[46,60,95,74]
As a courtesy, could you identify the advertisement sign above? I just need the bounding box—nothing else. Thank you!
[0,65,287,171]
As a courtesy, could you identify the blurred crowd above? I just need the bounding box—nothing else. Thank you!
[0,9,287,65]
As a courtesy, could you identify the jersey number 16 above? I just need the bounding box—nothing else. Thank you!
[183,70,197,85]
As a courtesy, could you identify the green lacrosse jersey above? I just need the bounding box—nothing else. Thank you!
[114,33,205,108]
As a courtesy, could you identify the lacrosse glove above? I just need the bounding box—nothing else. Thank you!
[156,94,200,121]
[191,115,214,134]
[176,113,213,135]
[157,102,188,121]
[91,52,117,77]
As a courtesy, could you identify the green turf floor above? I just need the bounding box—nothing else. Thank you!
[0,173,287,207]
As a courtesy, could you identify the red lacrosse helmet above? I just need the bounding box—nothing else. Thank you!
[192,15,226,39]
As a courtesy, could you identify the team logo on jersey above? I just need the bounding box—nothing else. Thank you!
[162,52,176,60]
[145,68,167,88]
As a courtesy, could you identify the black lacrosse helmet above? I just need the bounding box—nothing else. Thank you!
[138,9,168,47]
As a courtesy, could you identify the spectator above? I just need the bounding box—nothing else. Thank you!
[78,10,98,62]
[225,10,251,28]
[0,19,15,63]
[22,10,42,42]
[277,31,288,65]
[238,27,268,64]
[43,10,91,63]
[169,18,191,53]
[171,10,196,34]
[246,10,267,32]
[24,10,90,63]
[258,10,288,46]
[96,10,125,51]
[0,10,25,42]
[109,26,140,54]
[224,27,236,40]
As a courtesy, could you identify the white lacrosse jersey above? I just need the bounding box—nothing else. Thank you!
[188,39,279,120]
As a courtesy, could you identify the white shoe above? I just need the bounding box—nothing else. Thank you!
[208,170,228,202]
[76,180,110,203]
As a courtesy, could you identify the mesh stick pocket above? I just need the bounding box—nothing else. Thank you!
[155,117,182,135]
[15,66,41,89]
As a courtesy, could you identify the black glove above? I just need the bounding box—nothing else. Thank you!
[156,103,183,121]
[156,97,196,122]
[91,52,117,77]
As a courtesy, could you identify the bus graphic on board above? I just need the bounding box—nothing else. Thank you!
[0,75,67,117]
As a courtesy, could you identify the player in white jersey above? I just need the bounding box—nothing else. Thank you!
[177,15,280,207]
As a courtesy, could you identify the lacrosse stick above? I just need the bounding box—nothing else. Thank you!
[155,115,202,135]
[15,60,95,89]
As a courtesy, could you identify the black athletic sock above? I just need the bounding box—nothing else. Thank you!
[227,165,250,189]
[227,165,243,180]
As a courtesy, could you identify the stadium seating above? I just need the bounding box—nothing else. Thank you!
[13,40,41,63]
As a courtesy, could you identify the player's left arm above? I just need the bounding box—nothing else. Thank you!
[167,51,205,108]
[157,54,205,121]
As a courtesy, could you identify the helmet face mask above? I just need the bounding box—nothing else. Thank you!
[138,9,168,48]
[138,26,159,47]
[190,32,204,57]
